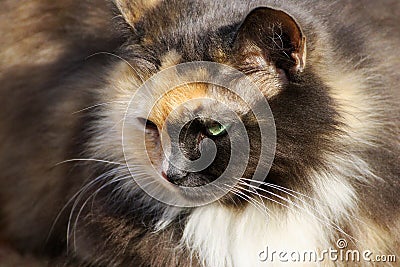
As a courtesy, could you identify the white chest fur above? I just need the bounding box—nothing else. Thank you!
[181,204,331,267]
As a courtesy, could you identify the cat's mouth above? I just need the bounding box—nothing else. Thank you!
[161,170,217,187]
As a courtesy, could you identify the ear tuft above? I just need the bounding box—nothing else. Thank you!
[114,0,161,27]
[233,7,306,77]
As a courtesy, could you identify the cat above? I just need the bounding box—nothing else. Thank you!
[0,0,399,266]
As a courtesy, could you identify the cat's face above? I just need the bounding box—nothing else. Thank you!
[114,62,277,206]
[92,3,337,208]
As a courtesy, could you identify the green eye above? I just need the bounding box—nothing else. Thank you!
[206,123,229,136]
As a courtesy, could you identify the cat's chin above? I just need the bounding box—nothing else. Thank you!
[166,172,217,187]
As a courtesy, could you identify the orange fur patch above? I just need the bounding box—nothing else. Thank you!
[149,83,207,128]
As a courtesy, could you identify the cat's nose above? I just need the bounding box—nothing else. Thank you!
[164,165,188,184]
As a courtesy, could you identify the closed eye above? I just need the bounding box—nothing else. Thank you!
[137,117,158,132]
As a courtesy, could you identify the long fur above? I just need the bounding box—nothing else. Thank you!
[0,0,399,266]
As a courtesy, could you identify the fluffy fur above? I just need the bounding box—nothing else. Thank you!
[0,0,399,266]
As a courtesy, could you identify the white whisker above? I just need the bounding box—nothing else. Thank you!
[66,168,129,249]
[226,185,272,220]
[86,52,146,83]
[71,175,133,251]
[240,177,370,229]
[55,158,125,166]
[72,100,129,114]
[236,180,358,243]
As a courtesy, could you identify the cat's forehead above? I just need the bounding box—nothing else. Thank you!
[110,46,281,130]
[148,81,251,129]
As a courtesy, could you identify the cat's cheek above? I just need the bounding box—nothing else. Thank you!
[144,133,163,169]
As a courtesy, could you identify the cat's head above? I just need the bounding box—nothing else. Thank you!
[91,1,339,210]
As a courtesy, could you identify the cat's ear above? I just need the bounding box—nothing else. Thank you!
[114,0,161,27]
[233,7,306,77]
